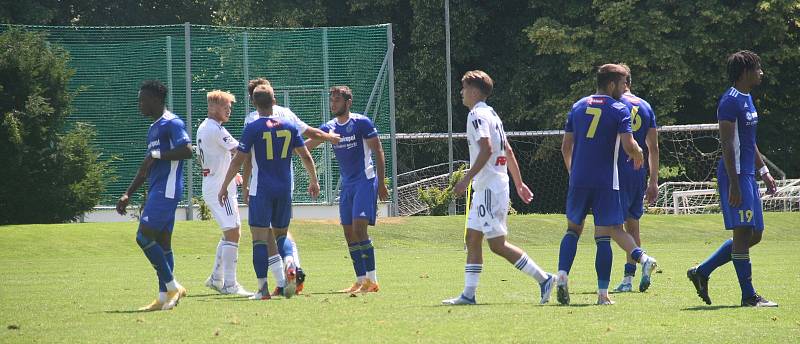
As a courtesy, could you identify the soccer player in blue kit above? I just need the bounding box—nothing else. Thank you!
[219,84,320,300]
[116,80,192,311]
[306,86,390,294]
[613,65,661,293]
[557,64,658,305]
[687,51,778,307]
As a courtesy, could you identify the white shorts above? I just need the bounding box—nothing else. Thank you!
[466,186,509,239]
[203,186,241,230]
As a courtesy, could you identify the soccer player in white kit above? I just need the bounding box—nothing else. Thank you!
[442,70,556,305]
[197,90,251,296]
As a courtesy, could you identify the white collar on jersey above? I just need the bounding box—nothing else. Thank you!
[731,86,751,96]
[150,109,173,125]
[205,117,223,126]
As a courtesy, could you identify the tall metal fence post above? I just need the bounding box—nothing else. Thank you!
[166,36,173,110]
[243,31,250,117]
[444,0,456,215]
[184,22,194,220]
[387,24,399,216]
[322,27,332,205]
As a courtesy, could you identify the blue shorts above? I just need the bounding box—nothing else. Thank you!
[718,171,764,231]
[140,197,179,232]
[620,173,646,220]
[566,186,624,227]
[339,178,377,226]
[249,189,292,228]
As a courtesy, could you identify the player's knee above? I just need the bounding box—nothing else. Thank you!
[566,229,582,238]
[223,227,240,242]
[136,231,154,250]
[749,232,762,247]
[488,240,506,255]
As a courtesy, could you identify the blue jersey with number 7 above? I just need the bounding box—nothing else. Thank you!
[238,115,305,196]
[565,95,632,190]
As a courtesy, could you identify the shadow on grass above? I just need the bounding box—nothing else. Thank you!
[681,305,742,311]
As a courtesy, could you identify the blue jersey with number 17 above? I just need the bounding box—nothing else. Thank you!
[565,95,632,190]
[238,116,305,196]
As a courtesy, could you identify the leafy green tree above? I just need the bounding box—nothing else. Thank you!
[0,29,111,224]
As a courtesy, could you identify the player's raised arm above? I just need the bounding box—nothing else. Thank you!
[505,141,533,204]
[754,144,777,195]
[645,127,660,204]
[304,137,325,150]
[116,154,155,215]
[365,136,389,201]
[455,137,492,197]
[294,146,320,199]
[304,127,341,145]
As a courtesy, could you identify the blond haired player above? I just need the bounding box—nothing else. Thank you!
[197,90,251,296]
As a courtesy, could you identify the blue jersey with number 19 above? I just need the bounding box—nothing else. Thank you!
[717,87,758,176]
[238,116,305,196]
[565,95,632,190]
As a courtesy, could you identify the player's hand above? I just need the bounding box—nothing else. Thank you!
[116,194,129,215]
[646,182,659,205]
[218,188,229,207]
[631,153,644,170]
[327,129,341,145]
[728,183,742,208]
[243,192,250,205]
[308,182,320,199]
[516,184,533,204]
[454,179,469,197]
[377,183,389,202]
[234,173,243,186]
[762,172,777,195]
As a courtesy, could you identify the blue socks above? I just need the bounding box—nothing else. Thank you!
[624,263,636,277]
[252,240,269,279]
[159,249,176,292]
[276,235,295,260]
[732,252,756,299]
[136,231,173,292]
[697,239,733,278]
[595,236,612,290]
[558,230,580,273]
[348,242,367,279]
[360,240,376,273]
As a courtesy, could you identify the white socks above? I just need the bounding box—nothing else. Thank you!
[268,254,286,288]
[514,254,548,284]
[220,241,239,287]
[366,270,378,282]
[463,264,482,299]
[211,239,224,280]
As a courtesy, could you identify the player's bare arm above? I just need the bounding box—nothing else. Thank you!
[754,144,777,195]
[304,137,324,150]
[241,157,252,204]
[305,127,341,145]
[719,120,742,207]
[116,154,155,215]
[645,127,660,204]
[294,146,320,199]
[621,132,644,170]
[152,143,193,160]
[505,141,533,204]
[561,132,574,173]
[366,136,389,201]
[455,137,492,197]
[219,151,249,206]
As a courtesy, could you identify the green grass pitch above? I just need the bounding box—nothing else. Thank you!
[1,213,799,343]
